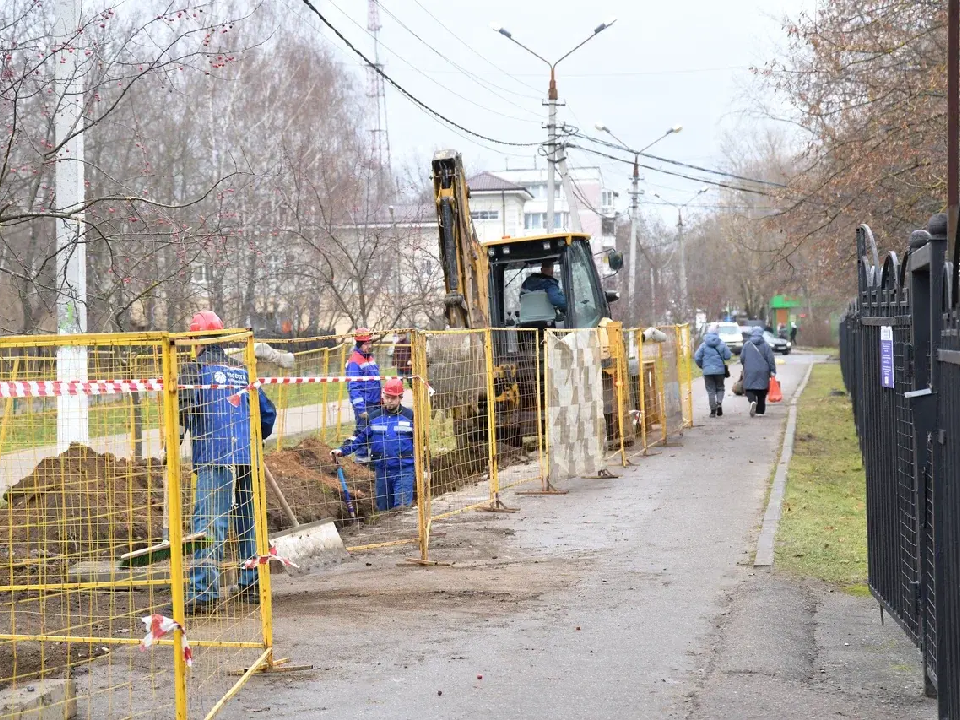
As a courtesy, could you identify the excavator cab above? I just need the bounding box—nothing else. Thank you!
[488,232,616,356]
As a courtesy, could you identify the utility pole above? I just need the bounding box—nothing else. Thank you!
[594,123,682,323]
[545,72,558,231]
[493,19,617,233]
[54,0,88,452]
[676,208,688,319]
[654,187,708,322]
[628,155,640,324]
[555,145,582,232]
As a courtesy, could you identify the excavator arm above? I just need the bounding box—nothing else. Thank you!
[432,150,490,329]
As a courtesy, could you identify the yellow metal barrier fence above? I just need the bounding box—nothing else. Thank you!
[0,331,275,719]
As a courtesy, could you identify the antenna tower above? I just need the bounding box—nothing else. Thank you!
[367,0,392,181]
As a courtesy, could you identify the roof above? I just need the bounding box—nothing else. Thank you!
[468,172,531,195]
[480,231,591,247]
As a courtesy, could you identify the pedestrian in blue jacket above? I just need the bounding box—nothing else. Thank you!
[180,311,277,615]
[694,326,733,417]
[332,378,414,511]
[345,328,381,462]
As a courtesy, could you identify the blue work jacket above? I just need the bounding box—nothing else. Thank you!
[346,346,381,413]
[340,406,415,468]
[181,347,277,465]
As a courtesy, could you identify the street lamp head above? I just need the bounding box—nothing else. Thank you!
[668,125,683,134]
[596,122,610,133]
[698,187,710,195]
[490,23,511,38]
[595,17,617,34]
[653,193,664,201]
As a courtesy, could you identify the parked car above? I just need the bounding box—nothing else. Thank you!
[764,331,792,355]
[715,322,744,354]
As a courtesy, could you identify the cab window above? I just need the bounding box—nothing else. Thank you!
[567,241,603,327]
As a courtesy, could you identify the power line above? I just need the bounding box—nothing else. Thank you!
[297,0,540,148]
[325,0,542,124]
[373,2,543,120]
[566,143,785,200]
[576,133,788,188]
[407,0,544,99]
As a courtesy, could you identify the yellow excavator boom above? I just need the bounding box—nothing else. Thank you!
[432,150,490,329]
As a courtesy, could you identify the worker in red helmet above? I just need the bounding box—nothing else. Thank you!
[332,377,414,511]
[179,310,277,615]
[345,328,381,463]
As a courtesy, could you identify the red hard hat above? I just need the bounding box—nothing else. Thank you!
[383,378,405,397]
[354,328,374,343]
[189,310,224,333]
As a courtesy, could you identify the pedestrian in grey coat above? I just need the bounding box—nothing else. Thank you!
[740,326,777,416]
[694,326,732,417]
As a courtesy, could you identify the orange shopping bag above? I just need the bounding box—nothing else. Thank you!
[768,376,783,403]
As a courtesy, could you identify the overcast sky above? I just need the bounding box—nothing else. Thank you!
[286,0,812,224]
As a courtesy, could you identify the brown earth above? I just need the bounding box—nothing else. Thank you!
[0,443,168,584]
[264,437,377,531]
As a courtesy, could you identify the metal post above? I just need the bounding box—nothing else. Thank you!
[628,155,640,324]
[54,0,88,451]
[950,0,959,304]
[677,209,689,320]
[545,68,558,232]
[555,148,582,232]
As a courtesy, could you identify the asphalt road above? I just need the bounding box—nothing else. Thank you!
[219,352,934,719]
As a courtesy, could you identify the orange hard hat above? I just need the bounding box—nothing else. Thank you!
[189,310,224,333]
[354,328,374,343]
[382,378,405,397]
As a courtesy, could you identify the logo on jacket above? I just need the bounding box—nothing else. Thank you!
[214,371,227,384]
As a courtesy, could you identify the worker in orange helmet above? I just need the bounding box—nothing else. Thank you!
[345,328,381,463]
[332,377,414,511]
[179,310,277,615]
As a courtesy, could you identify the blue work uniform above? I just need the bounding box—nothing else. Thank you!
[520,272,567,312]
[346,345,381,457]
[180,346,277,603]
[339,405,415,511]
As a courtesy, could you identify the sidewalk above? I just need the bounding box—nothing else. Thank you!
[207,353,933,719]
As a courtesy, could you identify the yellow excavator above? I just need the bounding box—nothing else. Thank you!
[429,149,625,447]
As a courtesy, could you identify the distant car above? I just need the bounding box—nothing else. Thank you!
[764,331,791,355]
[715,322,744,354]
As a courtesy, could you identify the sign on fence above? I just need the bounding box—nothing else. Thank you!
[880,325,894,388]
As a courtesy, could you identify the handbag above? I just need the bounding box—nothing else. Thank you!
[733,374,744,396]
[709,345,731,378]
[768,376,783,403]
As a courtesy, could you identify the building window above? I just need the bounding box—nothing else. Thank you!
[601,190,616,208]
[471,210,500,221]
[526,183,560,200]
[524,212,569,231]
[192,264,208,284]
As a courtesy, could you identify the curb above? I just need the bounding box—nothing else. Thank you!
[753,361,816,568]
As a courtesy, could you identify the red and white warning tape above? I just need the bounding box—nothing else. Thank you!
[241,545,299,570]
[139,614,193,667]
[0,375,413,398]
[0,379,163,399]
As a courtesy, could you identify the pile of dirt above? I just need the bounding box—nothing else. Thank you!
[264,437,376,531]
[0,443,168,582]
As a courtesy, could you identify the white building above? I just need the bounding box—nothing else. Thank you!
[467,167,618,255]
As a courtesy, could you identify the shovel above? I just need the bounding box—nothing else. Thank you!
[336,461,357,520]
[262,463,346,570]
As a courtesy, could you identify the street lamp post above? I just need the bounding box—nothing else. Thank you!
[595,124,682,323]
[654,188,710,320]
[493,20,616,231]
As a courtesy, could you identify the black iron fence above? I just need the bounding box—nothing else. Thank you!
[839,213,960,713]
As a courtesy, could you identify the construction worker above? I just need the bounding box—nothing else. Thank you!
[346,328,381,462]
[520,260,567,313]
[332,378,414,511]
[180,310,277,615]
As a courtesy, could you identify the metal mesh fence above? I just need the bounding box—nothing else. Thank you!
[252,334,421,555]
[0,331,274,719]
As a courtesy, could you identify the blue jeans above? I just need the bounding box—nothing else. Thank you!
[188,465,258,602]
[374,462,415,511]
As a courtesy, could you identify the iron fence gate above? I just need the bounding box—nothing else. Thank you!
[839,213,960,714]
